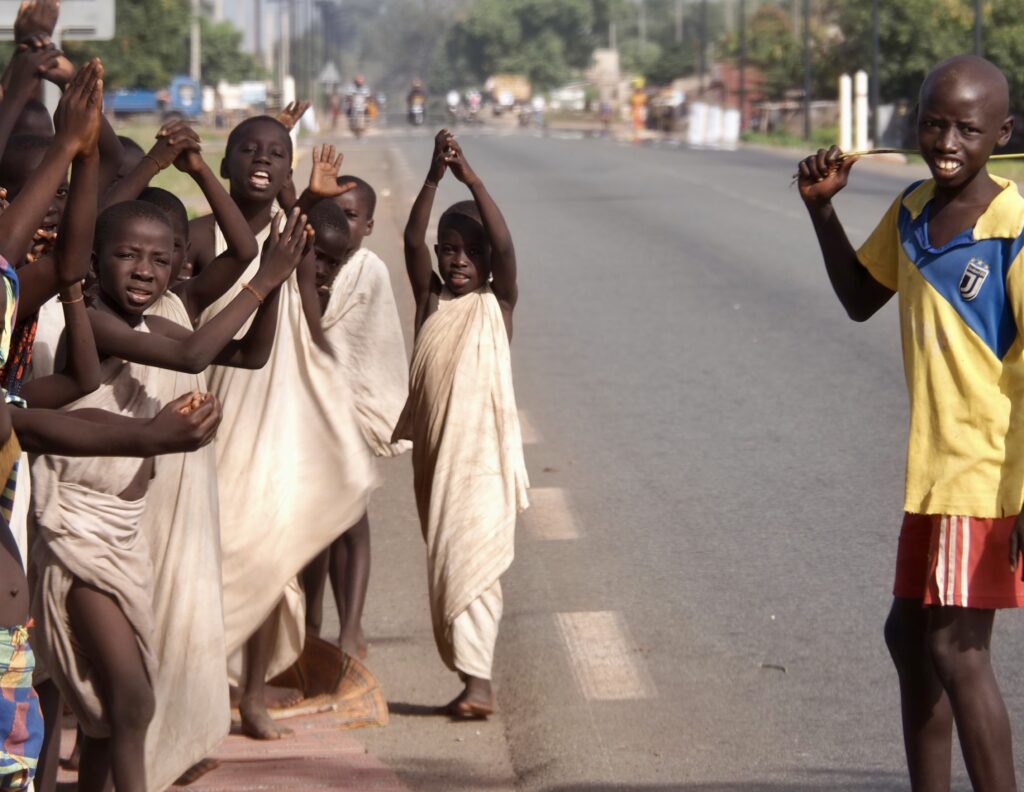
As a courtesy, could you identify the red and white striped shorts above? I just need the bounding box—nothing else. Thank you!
[893,513,1024,609]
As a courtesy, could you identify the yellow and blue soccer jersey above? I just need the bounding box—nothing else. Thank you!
[858,176,1024,518]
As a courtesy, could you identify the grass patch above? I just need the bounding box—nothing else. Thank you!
[742,125,839,151]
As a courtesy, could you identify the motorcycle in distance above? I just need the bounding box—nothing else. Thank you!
[465,89,482,125]
[348,74,371,139]
[408,79,426,126]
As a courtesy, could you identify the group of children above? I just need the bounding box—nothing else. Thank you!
[0,2,529,790]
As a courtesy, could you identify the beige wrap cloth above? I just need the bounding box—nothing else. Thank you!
[30,326,160,738]
[202,221,375,683]
[392,286,529,679]
[137,291,229,791]
[322,248,409,458]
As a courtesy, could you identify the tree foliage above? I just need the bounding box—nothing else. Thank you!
[61,0,261,89]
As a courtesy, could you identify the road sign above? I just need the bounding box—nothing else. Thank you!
[0,0,116,41]
[317,61,340,85]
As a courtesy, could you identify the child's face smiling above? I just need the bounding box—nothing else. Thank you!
[917,75,1012,190]
[330,189,374,250]
[97,217,174,318]
[222,121,292,202]
[435,220,490,295]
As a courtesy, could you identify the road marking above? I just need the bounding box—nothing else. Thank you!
[555,611,655,700]
[524,487,580,540]
[518,409,540,444]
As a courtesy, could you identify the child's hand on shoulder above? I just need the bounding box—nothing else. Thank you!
[797,146,858,208]
[147,120,201,171]
[308,144,355,198]
[442,137,479,186]
[428,128,451,185]
[53,58,104,157]
[259,208,313,285]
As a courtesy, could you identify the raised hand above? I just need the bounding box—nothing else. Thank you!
[797,146,858,208]
[3,39,62,99]
[276,99,311,131]
[147,121,201,170]
[442,136,479,186]
[258,208,313,285]
[149,392,223,452]
[14,0,59,44]
[428,128,451,184]
[308,144,354,198]
[53,58,104,157]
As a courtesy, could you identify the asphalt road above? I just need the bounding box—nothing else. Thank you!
[330,128,1024,791]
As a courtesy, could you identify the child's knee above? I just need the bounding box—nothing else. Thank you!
[927,629,989,686]
[107,675,155,733]
[884,604,926,669]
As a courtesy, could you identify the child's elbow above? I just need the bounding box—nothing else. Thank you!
[233,237,260,264]
[78,371,102,395]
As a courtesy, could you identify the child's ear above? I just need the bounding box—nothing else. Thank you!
[998,115,1014,148]
[219,157,228,180]
[365,217,374,237]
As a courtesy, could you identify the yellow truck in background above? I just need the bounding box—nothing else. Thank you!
[485,73,531,115]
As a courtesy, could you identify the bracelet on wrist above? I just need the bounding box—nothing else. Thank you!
[143,154,164,171]
[241,281,265,305]
[424,179,438,190]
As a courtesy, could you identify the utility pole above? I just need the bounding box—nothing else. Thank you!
[802,0,810,141]
[870,0,880,146]
[190,0,201,82]
[675,0,683,45]
[738,0,746,131]
[974,0,982,55]
[699,0,707,91]
[638,0,646,50]
[255,0,263,68]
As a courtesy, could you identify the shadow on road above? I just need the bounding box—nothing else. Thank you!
[387,700,448,717]
[539,768,908,792]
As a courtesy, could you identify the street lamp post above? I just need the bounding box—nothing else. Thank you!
[738,0,746,131]
[870,0,879,146]
[699,0,707,92]
[974,0,982,55]
[802,0,810,141]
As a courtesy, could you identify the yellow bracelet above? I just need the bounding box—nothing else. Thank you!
[241,281,265,305]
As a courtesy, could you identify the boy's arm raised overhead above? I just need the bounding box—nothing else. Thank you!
[797,146,894,321]
[171,133,261,324]
[4,59,103,315]
[0,41,61,159]
[291,144,356,216]
[90,209,308,374]
[100,119,202,210]
[19,122,104,408]
[444,137,517,311]
[404,129,448,327]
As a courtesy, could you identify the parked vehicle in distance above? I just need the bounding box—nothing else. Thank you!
[105,76,203,121]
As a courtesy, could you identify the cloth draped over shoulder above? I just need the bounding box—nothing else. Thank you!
[138,290,229,791]
[322,248,409,457]
[202,220,375,682]
[30,326,159,738]
[392,286,528,677]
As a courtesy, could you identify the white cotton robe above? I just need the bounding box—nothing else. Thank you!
[201,221,375,682]
[392,286,529,679]
[30,324,160,738]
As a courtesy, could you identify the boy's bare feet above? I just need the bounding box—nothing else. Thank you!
[230,682,303,709]
[239,696,294,740]
[174,757,221,785]
[447,676,495,719]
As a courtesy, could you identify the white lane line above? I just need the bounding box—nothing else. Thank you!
[518,409,540,444]
[555,611,655,700]
[525,488,580,540]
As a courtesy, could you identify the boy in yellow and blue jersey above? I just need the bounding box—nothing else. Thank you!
[798,56,1023,791]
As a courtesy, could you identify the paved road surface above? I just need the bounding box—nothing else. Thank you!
[326,128,1024,791]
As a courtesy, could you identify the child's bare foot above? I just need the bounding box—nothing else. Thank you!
[264,683,304,710]
[239,697,294,740]
[447,676,495,719]
[174,757,221,785]
[339,627,367,660]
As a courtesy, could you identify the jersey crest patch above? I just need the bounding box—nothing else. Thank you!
[959,257,990,302]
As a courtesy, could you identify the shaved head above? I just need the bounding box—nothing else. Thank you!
[920,55,1010,120]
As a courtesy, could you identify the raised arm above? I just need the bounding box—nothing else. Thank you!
[404,130,448,316]
[797,147,894,321]
[0,42,61,161]
[0,59,100,271]
[172,138,260,324]
[90,209,307,374]
[444,137,517,308]
[100,120,201,209]
[291,144,356,216]
[12,392,222,456]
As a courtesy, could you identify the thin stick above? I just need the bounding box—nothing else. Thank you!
[790,149,1024,185]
